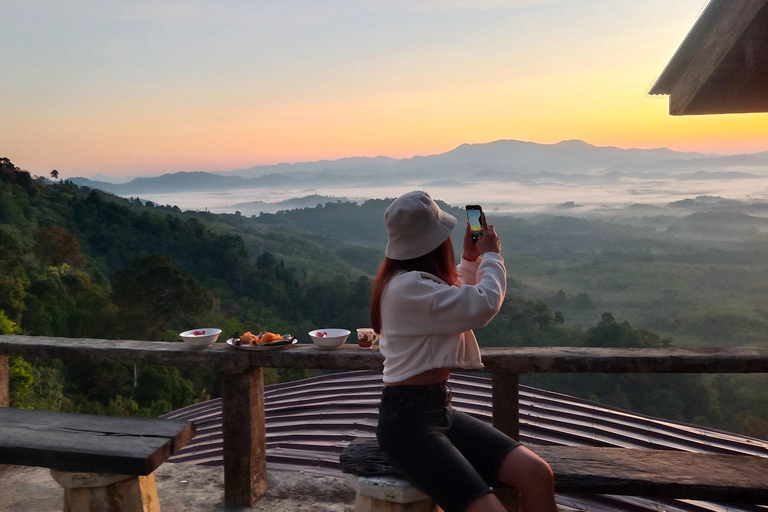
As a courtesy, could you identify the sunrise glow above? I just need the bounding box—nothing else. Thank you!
[2,0,766,178]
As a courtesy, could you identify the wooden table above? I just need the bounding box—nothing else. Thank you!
[0,407,196,512]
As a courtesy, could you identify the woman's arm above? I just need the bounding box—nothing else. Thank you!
[458,212,502,286]
[383,254,506,336]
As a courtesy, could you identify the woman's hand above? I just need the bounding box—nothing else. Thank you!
[462,222,480,262]
[476,213,501,255]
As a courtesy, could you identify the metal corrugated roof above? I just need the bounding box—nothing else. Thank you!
[163,370,768,511]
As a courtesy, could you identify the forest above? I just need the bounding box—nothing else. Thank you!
[2,156,768,440]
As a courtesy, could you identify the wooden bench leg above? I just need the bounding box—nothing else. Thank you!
[50,470,160,512]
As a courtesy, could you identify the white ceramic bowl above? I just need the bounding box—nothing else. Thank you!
[308,328,350,349]
[180,328,222,349]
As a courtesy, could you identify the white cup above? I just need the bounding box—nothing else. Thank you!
[356,328,380,349]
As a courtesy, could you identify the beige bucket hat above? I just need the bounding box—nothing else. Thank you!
[384,191,457,260]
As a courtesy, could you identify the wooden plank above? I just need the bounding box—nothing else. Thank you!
[678,4,768,114]
[4,336,768,374]
[0,355,8,407]
[0,408,195,454]
[0,425,171,475]
[481,346,768,374]
[0,335,246,371]
[649,0,766,113]
[221,367,267,507]
[343,440,768,503]
[0,335,383,372]
[535,446,768,503]
[0,409,195,475]
[667,1,766,114]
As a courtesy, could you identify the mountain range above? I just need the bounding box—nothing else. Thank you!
[69,139,768,195]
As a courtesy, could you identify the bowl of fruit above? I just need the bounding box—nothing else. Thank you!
[180,328,222,349]
[308,328,350,349]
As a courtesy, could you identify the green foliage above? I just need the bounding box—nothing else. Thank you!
[0,227,28,323]
[135,366,195,410]
[112,255,213,339]
[8,357,34,407]
[0,310,20,335]
[24,364,67,411]
[22,264,117,337]
[584,312,666,348]
[4,155,768,437]
[0,156,367,416]
[35,226,86,268]
[107,395,139,416]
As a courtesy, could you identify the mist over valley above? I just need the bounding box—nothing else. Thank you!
[71,139,768,219]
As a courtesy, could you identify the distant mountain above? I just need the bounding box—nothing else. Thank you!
[70,172,251,195]
[603,154,768,174]
[71,139,768,196]
[227,194,354,216]
[222,155,399,178]
[220,139,712,179]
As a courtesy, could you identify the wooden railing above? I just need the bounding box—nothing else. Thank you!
[2,335,768,507]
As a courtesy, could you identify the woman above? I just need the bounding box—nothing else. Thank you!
[371,191,556,512]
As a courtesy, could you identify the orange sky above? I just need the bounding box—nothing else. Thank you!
[2,1,766,177]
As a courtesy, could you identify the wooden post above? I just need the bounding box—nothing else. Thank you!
[492,369,519,440]
[0,356,9,407]
[221,367,267,506]
[492,369,520,511]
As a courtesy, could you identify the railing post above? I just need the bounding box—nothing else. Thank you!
[221,366,267,506]
[0,356,8,407]
[492,368,520,511]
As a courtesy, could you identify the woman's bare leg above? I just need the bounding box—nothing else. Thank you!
[465,491,508,512]
[496,446,557,512]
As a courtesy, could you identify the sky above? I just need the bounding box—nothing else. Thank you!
[2,0,767,178]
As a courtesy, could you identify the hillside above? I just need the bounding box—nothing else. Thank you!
[3,156,768,439]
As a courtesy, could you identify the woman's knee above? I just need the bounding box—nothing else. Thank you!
[529,456,554,486]
[498,446,554,490]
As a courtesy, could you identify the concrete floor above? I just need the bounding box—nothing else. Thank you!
[0,463,355,511]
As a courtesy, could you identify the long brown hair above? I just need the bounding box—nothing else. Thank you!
[370,238,458,333]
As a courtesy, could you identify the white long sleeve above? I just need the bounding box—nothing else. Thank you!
[379,253,506,383]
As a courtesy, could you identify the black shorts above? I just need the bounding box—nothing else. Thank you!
[376,382,520,512]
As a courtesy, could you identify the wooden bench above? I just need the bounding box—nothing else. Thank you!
[341,438,768,511]
[0,407,196,512]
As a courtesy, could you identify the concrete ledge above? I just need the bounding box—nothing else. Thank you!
[344,473,429,504]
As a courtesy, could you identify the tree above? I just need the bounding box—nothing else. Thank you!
[0,227,27,323]
[35,227,86,268]
[551,289,567,308]
[0,310,19,335]
[573,292,594,310]
[584,313,663,348]
[50,169,59,180]
[112,254,213,339]
[135,366,195,410]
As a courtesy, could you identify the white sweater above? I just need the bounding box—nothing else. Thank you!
[379,252,507,383]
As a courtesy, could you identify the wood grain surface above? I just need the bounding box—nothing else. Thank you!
[3,336,768,374]
[0,408,195,475]
[341,439,768,503]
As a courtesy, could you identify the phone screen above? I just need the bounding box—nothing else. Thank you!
[466,205,482,241]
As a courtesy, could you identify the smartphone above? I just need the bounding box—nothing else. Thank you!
[466,205,483,242]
